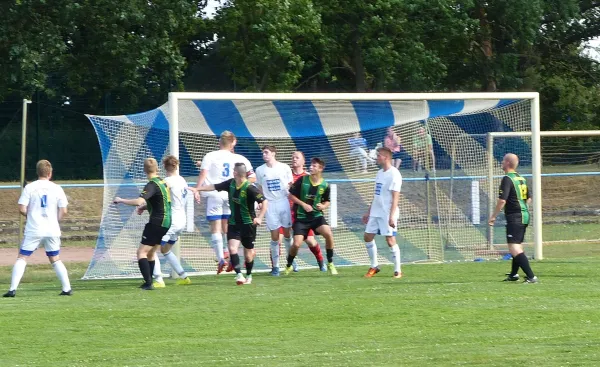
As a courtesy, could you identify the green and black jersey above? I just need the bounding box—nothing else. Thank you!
[214,179,265,226]
[140,177,172,228]
[290,175,331,221]
[498,171,531,225]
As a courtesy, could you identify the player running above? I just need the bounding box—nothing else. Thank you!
[362,147,403,278]
[194,131,255,274]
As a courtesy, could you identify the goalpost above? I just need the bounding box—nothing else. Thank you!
[83,92,541,279]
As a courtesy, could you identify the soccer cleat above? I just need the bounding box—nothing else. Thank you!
[284,265,294,275]
[270,267,280,276]
[524,276,539,284]
[292,260,299,272]
[153,280,166,288]
[235,273,246,285]
[217,259,227,274]
[393,271,402,279]
[327,263,338,275]
[320,264,327,272]
[59,290,72,296]
[244,275,253,285]
[141,283,154,290]
[176,277,192,285]
[3,290,16,298]
[365,267,381,278]
[503,273,520,282]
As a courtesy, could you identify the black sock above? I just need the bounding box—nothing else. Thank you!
[230,254,241,274]
[246,260,254,276]
[148,260,156,278]
[510,256,519,276]
[286,254,295,267]
[138,259,152,285]
[515,253,535,279]
[326,249,334,263]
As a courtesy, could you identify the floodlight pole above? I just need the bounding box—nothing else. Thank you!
[19,99,33,245]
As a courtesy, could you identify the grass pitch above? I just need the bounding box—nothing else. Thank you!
[0,243,599,366]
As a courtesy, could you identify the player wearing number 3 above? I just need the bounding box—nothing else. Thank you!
[194,131,255,274]
[362,147,403,279]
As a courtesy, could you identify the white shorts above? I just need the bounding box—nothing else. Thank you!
[365,216,398,237]
[20,236,61,256]
[265,199,292,231]
[162,217,186,244]
[206,192,231,221]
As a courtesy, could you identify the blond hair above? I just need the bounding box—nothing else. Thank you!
[219,130,236,148]
[36,160,52,178]
[162,155,180,172]
[144,158,159,174]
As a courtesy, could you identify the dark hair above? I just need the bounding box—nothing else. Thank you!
[377,147,393,158]
[311,157,325,168]
[234,162,247,173]
[262,145,277,153]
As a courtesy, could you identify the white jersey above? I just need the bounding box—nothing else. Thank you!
[18,179,68,237]
[255,162,293,201]
[370,167,402,218]
[199,149,254,197]
[164,175,188,219]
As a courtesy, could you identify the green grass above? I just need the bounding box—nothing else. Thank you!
[1,244,600,366]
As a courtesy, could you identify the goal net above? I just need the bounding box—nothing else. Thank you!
[83,93,537,279]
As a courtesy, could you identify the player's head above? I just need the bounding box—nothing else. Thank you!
[502,153,519,172]
[162,155,179,173]
[36,159,52,179]
[309,157,325,175]
[387,127,394,135]
[262,145,277,163]
[376,147,393,166]
[233,162,247,179]
[144,158,159,175]
[219,130,237,150]
[291,151,305,169]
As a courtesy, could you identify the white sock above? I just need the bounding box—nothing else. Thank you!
[9,258,27,291]
[52,260,71,292]
[390,244,401,273]
[211,233,224,261]
[283,236,292,255]
[366,241,378,268]
[164,251,187,278]
[222,234,229,257]
[270,240,280,269]
[153,256,163,282]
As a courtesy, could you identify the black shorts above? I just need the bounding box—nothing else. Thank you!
[141,223,169,246]
[506,222,527,244]
[293,216,328,239]
[227,224,257,249]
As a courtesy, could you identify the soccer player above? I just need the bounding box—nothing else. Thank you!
[144,155,191,287]
[255,145,294,276]
[287,151,326,272]
[3,160,72,297]
[114,158,171,290]
[189,163,267,285]
[286,157,337,275]
[488,153,538,283]
[362,147,403,278]
[194,131,255,274]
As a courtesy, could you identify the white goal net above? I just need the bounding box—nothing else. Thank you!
[83,93,538,279]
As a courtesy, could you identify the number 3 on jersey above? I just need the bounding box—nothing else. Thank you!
[222,163,230,178]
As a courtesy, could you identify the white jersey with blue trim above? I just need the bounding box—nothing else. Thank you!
[18,179,68,237]
[199,149,254,197]
[164,174,188,219]
[370,167,402,218]
[255,162,293,201]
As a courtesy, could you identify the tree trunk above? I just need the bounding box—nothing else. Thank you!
[353,31,367,92]
[476,2,497,91]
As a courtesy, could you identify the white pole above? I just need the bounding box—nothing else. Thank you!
[186,190,194,232]
[530,95,543,259]
[329,184,338,228]
[487,133,494,247]
[168,93,179,158]
[471,180,480,225]
[18,99,32,246]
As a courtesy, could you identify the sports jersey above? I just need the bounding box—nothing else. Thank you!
[199,149,255,186]
[370,167,402,218]
[140,177,172,228]
[214,179,265,225]
[18,179,68,237]
[255,162,293,201]
[290,175,330,221]
[164,175,188,218]
[499,171,530,225]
